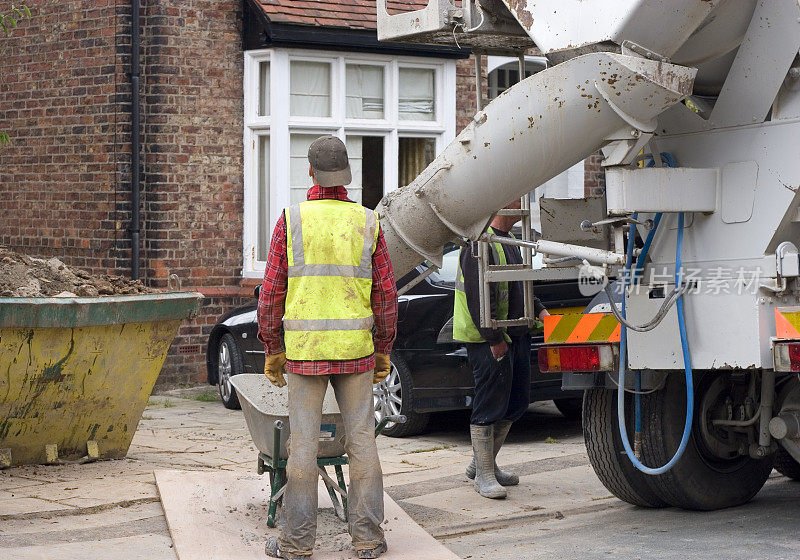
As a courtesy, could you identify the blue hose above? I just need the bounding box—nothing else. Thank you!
[628,157,668,447]
[632,211,663,448]
[633,212,663,285]
[617,212,694,475]
[631,153,670,283]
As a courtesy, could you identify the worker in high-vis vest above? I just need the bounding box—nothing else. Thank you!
[257,136,397,560]
[454,201,549,499]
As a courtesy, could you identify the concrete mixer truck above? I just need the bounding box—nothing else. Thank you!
[374,0,800,510]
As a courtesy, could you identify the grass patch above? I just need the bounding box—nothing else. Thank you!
[407,444,454,454]
[192,390,218,402]
[544,436,560,444]
[141,415,154,420]
[163,399,175,408]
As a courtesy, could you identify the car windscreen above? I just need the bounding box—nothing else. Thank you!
[426,243,460,287]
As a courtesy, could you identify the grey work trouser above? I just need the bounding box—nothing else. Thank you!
[279,370,384,557]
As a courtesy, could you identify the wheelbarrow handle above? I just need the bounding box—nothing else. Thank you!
[375,415,406,436]
[273,420,284,461]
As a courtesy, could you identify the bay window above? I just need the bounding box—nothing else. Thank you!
[243,49,456,277]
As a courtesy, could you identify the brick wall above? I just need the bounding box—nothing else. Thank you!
[0,0,131,273]
[455,55,486,133]
[584,152,606,198]
[139,0,245,386]
[0,1,247,388]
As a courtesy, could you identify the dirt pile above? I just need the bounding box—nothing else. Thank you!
[0,246,159,297]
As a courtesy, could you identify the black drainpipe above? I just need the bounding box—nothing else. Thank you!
[130,0,141,280]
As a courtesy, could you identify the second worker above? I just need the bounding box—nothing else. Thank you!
[453,200,549,499]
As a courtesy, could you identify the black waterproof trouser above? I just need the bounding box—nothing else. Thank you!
[466,333,531,426]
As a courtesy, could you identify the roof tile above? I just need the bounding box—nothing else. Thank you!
[257,0,429,30]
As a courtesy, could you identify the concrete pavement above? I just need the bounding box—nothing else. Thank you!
[1,394,798,559]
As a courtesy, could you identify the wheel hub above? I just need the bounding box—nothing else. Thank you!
[218,342,232,400]
[698,375,753,463]
[373,364,401,427]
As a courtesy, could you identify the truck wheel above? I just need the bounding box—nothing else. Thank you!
[774,445,800,481]
[641,371,774,510]
[373,353,429,438]
[582,388,667,508]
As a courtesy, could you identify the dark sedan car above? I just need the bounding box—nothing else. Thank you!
[206,246,590,437]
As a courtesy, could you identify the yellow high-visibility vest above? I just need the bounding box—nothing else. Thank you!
[453,228,511,343]
[284,199,379,361]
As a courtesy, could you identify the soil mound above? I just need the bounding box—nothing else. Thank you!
[0,246,159,297]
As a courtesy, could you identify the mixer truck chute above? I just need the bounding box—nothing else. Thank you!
[377,0,800,510]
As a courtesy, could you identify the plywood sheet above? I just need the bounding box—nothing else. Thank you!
[155,469,461,560]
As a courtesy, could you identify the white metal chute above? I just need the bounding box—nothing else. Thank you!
[378,52,695,277]
[500,0,726,59]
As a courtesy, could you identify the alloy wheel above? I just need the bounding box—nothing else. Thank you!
[373,362,402,428]
[218,341,233,402]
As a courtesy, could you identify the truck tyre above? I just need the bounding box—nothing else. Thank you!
[373,352,429,438]
[582,388,667,508]
[774,445,800,481]
[641,371,774,510]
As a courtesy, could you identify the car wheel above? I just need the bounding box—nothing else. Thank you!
[373,352,429,438]
[216,333,242,410]
[554,397,583,420]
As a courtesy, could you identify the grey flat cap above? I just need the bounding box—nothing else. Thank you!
[308,135,352,188]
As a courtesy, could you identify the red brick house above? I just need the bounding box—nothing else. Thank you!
[0,1,602,387]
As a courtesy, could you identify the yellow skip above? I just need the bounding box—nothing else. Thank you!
[0,292,201,467]
[0,320,181,466]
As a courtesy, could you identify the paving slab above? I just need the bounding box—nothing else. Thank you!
[0,496,75,516]
[155,469,462,560]
[1,500,166,536]
[2,533,177,560]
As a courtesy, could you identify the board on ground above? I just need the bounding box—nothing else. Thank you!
[155,469,462,560]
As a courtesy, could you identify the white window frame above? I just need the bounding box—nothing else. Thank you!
[242,48,456,277]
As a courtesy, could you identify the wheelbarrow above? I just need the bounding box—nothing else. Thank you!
[230,374,406,527]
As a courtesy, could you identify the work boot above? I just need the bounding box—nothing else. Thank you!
[465,420,519,486]
[469,424,507,499]
[357,539,388,559]
[264,536,311,560]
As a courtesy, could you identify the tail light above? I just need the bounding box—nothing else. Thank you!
[773,342,800,372]
[538,344,617,373]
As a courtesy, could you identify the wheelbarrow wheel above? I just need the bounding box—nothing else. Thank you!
[373,353,428,438]
[216,333,242,410]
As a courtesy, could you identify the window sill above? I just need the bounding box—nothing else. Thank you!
[196,278,261,298]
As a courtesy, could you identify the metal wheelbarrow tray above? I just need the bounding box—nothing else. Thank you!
[230,374,346,460]
[0,292,203,467]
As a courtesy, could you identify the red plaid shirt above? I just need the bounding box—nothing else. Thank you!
[257,185,398,375]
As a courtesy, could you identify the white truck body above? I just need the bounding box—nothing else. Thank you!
[377,0,800,509]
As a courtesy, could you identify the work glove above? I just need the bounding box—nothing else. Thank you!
[373,353,391,384]
[264,352,287,388]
